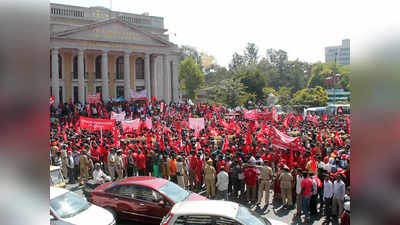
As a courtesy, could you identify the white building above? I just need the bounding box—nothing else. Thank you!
[50,3,180,104]
[325,39,350,65]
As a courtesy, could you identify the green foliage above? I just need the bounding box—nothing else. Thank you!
[179,58,205,100]
[308,62,351,90]
[277,87,292,105]
[262,87,277,96]
[216,78,247,108]
[235,69,266,104]
[291,86,328,107]
[204,65,233,87]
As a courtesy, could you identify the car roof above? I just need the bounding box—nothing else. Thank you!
[112,176,168,190]
[171,200,239,218]
[50,186,69,199]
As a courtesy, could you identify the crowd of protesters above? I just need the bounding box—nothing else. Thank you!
[50,99,350,224]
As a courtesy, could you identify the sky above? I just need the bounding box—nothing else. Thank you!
[50,0,399,67]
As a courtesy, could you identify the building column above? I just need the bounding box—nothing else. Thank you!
[78,49,85,104]
[151,55,158,98]
[51,48,60,105]
[101,51,109,102]
[172,57,179,102]
[124,52,131,100]
[144,53,151,98]
[163,54,171,103]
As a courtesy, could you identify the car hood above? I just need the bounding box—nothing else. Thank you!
[186,192,208,201]
[63,204,114,225]
[268,218,288,225]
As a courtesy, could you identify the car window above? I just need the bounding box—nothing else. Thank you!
[215,216,241,225]
[185,215,213,225]
[108,185,136,198]
[50,191,90,219]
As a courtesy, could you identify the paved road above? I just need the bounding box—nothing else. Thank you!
[66,183,330,225]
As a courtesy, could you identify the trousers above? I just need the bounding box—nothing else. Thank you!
[281,187,293,205]
[257,180,271,205]
[332,197,344,217]
[205,177,216,197]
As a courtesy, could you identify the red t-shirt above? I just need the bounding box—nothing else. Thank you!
[244,168,258,186]
[217,160,226,173]
[301,177,313,197]
[137,153,146,170]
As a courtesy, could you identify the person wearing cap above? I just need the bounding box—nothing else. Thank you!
[279,165,293,208]
[216,166,229,200]
[93,163,111,184]
[107,148,116,180]
[115,149,124,181]
[254,160,274,209]
[204,159,216,199]
[79,150,89,185]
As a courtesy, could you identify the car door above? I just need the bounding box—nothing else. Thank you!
[107,184,140,221]
[129,185,171,223]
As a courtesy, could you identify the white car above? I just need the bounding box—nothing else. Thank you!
[50,187,115,225]
[161,200,287,225]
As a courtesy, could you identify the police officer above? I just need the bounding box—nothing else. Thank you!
[279,165,294,208]
[107,148,116,181]
[255,160,274,209]
[79,150,89,185]
[115,149,124,181]
[204,159,216,199]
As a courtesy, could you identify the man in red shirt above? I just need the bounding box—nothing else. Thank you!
[244,163,259,204]
[301,172,313,223]
[137,150,146,176]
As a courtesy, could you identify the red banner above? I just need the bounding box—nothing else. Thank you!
[270,126,302,150]
[121,119,140,132]
[87,93,101,104]
[79,117,116,131]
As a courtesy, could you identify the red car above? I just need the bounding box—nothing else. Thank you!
[90,176,207,224]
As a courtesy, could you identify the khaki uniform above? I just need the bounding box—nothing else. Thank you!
[204,164,216,198]
[279,171,293,206]
[115,155,124,180]
[107,153,116,180]
[79,154,89,185]
[61,151,68,178]
[256,165,274,205]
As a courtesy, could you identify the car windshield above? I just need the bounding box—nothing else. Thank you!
[158,181,190,203]
[236,205,271,225]
[50,170,64,185]
[50,191,90,218]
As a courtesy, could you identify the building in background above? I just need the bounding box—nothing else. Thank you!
[325,39,350,65]
[50,3,180,104]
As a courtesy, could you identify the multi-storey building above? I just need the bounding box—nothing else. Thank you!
[50,3,180,104]
[325,39,350,65]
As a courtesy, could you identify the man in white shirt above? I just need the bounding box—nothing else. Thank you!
[322,174,333,222]
[295,168,303,217]
[216,166,229,200]
[93,163,111,184]
[66,151,75,184]
[332,174,346,219]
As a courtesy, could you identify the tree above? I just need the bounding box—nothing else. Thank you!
[277,87,292,105]
[243,43,259,66]
[204,65,232,87]
[235,69,266,104]
[228,52,246,74]
[178,45,203,71]
[308,62,350,90]
[216,78,248,108]
[179,58,205,100]
[291,86,328,107]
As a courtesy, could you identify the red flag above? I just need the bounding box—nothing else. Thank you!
[289,148,294,167]
[311,157,317,172]
[322,113,327,121]
[317,131,323,144]
[222,136,229,153]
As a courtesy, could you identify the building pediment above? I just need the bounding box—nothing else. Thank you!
[52,18,174,47]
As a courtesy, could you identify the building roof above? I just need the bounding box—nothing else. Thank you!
[171,200,239,218]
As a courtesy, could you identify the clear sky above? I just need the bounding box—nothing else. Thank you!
[50,0,399,67]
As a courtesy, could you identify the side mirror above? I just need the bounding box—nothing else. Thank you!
[159,200,165,207]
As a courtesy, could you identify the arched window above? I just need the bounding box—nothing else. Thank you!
[73,56,78,79]
[95,55,102,79]
[116,56,124,80]
[135,58,144,79]
[58,54,62,79]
